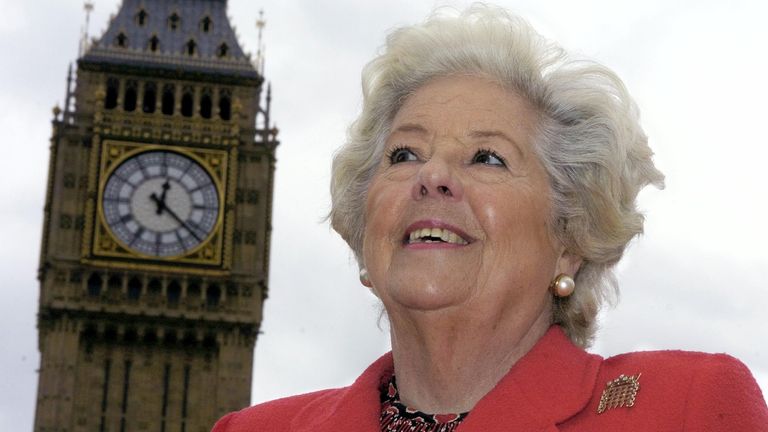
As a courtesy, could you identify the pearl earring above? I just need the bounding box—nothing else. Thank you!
[359,268,371,287]
[550,274,575,297]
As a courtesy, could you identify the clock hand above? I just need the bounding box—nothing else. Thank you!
[150,192,163,214]
[151,180,171,215]
[160,179,170,202]
[150,188,203,242]
[159,201,203,243]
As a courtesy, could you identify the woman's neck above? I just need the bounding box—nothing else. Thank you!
[387,305,551,414]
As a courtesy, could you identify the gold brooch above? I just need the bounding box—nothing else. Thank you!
[597,373,641,414]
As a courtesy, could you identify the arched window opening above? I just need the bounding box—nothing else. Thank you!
[143,328,158,345]
[161,84,175,115]
[105,78,119,109]
[217,43,229,58]
[82,324,98,342]
[87,273,103,297]
[123,80,138,112]
[127,277,142,300]
[206,284,221,308]
[200,88,212,119]
[163,331,178,347]
[148,278,162,296]
[142,82,157,113]
[124,327,138,344]
[218,90,231,121]
[181,87,194,117]
[148,35,160,52]
[202,334,217,350]
[136,9,149,26]
[185,39,197,56]
[168,12,180,30]
[200,16,213,33]
[116,32,128,48]
[182,332,197,349]
[104,325,118,344]
[167,280,181,305]
[188,280,201,298]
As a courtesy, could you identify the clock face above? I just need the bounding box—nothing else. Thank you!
[101,150,220,257]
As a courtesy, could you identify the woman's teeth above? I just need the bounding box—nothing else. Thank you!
[407,227,468,245]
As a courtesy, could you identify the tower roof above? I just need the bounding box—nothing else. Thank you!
[81,0,259,80]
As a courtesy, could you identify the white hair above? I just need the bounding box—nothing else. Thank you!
[329,4,664,347]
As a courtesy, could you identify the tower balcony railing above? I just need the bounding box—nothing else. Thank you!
[41,268,261,322]
[82,46,260,78]
[94,110,241,146]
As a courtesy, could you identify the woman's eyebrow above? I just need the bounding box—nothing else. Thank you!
[392,123,429,135]
[468,129,524,158]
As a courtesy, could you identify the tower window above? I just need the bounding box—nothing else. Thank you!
[167,280,181,305]
[181,87,194,117]
[148,278,162,296]
[168,12,180,30]
[182,332,196,348]
[142,82,157,113]
[143,328,158,345]
[185,39,197,56]
[136,9,148,26]
[217,43,229,58]
[218,89,231,121]
[187,280,201,298]
[124,328,138,344]
[200,88,212,119]
[105,77,119,109]
[163,331,177,347]
[161,84,175,115]
[123,80,138,112]
[148,35,160,52]
[87,273,103,297]
[206,284,221,307]
[127,277,142,300]
[116,32,128,48]
[202,334,217,350]
[200,16,213,33]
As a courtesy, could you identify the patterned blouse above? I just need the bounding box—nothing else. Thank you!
[379,376,469,432]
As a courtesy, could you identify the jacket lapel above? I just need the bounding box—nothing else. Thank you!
[292,352,394,431]
[458,327,602,431]
[292,326,601,431]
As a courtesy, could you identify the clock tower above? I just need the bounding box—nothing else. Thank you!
[34,1,278,432]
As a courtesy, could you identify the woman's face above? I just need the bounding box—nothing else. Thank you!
[362,75,572,322]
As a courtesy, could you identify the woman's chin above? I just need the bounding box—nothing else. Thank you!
[381,278,471,312]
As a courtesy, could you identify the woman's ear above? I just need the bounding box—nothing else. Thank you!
[556,249,583,278]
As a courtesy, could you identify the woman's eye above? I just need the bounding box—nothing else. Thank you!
[473,149,506,166]
[389,147,418,164]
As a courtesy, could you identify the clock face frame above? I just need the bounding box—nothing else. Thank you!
[93,141,228,264]
[102,150,219,257]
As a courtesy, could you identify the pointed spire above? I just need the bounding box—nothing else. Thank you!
[79,1,95,57]
[64,63,74,116]
[255,9,266,75]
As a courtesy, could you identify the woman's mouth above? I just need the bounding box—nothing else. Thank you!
[404,222,472,246]
[407,227,469,245]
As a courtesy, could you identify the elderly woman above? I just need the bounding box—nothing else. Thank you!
[214,5,768,431]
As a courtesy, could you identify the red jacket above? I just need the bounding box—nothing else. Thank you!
[213,327,768,431]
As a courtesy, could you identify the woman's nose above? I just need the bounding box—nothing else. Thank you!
[411,156,464,201]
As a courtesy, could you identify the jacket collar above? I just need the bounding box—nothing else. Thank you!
[294,326,601,431]
[460,326,602,431]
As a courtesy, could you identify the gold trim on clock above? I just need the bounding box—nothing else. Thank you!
[92,140,228,266]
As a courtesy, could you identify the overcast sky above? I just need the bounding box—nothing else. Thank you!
[1,0,767,430]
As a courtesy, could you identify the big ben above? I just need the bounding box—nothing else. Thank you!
[34,1,278,432]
